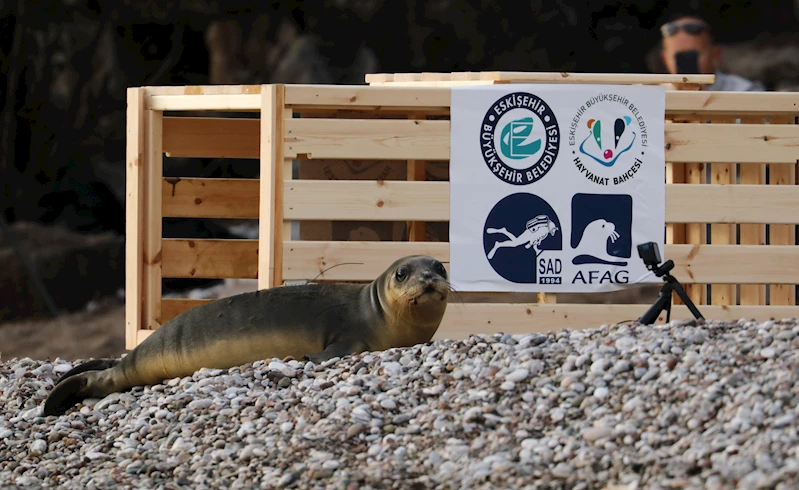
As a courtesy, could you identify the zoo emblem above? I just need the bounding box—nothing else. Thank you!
[480,92,561,185]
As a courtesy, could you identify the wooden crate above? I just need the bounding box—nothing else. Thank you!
[126,74,799,350]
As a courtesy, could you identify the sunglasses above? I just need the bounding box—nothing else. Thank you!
[660,20,709,37]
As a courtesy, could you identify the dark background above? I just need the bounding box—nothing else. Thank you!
[2,0,798,325]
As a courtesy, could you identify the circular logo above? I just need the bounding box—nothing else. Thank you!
[480,92,561,186]
[568,94,648,186]
[483,192,562,284]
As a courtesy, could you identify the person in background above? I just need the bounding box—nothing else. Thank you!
[659,13,765,91]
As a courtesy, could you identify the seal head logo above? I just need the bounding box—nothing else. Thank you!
[480,92,561,186]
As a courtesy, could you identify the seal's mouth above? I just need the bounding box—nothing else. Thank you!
[409,282,449,305]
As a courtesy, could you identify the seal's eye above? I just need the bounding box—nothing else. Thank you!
[434,262,447,277]
[395,267,408,282]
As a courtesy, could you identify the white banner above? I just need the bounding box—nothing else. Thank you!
[450,84,666,293]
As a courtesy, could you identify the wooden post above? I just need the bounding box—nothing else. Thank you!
[258,84,285,289]
[143,108,164,331]
[125,88,145,350]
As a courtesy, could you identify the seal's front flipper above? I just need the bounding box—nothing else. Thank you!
[54,359,119,385]
[43,374,91,416]
[303,340,368,364]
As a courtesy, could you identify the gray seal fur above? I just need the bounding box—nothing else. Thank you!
[42,255,449,416]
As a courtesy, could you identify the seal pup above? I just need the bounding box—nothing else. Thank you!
[42,255,449,416]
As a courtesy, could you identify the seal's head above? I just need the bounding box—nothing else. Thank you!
[378,255,450,334]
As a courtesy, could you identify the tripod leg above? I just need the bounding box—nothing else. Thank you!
[638,284,674,325]
[669,276,705,320]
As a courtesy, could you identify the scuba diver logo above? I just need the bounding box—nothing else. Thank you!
[568,93,650,187]
[579,117,636,167]
[480,92,561,186]
[483,192,563,284]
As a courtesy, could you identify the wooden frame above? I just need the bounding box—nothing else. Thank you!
[126,72,799,350]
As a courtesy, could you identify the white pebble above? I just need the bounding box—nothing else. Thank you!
[505,368,529,383]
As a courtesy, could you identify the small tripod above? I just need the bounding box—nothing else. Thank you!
[637,243,704,325]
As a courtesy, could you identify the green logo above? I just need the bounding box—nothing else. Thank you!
[500,117,542,160]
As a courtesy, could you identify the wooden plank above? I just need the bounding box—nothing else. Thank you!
[284,180,449,221]
[148,94,261,111]
[162,239,258,279]
[162,177,259,219]
[480,71,715,85]
[769,116,798,305]
[282,119,799,163]
[258,84,283,289]
[143,84,799,116]
[407,115,427,242]
[125,88,145,351]
[666,123,799,164]
[160,298,212,324]
[684,161,707,305]
[162,117,259,159]
[281,180,799,224]
[144,109,164,331]
[738,118,768,305]
[366,72,714,85]
[145,85,263,96]
[284,85,451,111]
[666,91,799,116]
[150,299,799,340]
[434,304,799,338]
[284,118,450,161]
[281,241,799,285]
[709,160,736,306]
[368,80,495,87]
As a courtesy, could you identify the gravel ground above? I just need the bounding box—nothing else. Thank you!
[2,318,799,489]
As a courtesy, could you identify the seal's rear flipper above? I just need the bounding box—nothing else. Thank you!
[54,359,119,385]
[43,374,91,416]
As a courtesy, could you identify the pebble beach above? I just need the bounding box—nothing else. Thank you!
[2,318,799,489]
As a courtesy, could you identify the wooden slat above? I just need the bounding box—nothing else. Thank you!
[163,117,259,159]
[162,178,259,219]
[160,298,212,324]
[284,85,451,111]
[284,118,450,160]
[259,85,284,289]
[149,300,799,341]
[435,304,799,338]
[365,72,715,85]
[146,85,263,96]
[148,94,261,111]
[282,119,799,163]
[710,160,736,305]
[162,239,258,279]
[482,71,715,85]
[769,116,798,305]
[666,91,799,116]
[666,123,799,164]
[281,180,799,224]
[738,117,768,306]
[160,178,799,224]
[142,84,799,116]
[281,241,799,285]
[685,162,707,305]
[284,180,449,221]
[144,110,164,331]
[125,88,145,350]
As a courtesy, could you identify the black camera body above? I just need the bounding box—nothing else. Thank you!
[637,241,662,268]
